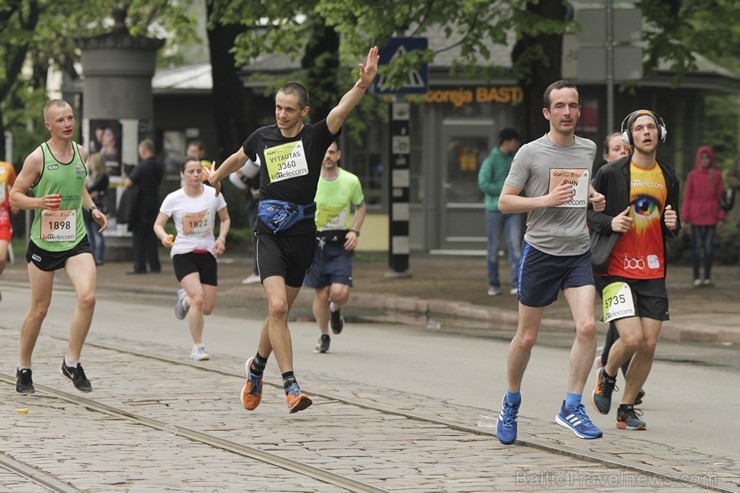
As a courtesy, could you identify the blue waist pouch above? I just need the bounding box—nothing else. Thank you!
[258,199,316,234]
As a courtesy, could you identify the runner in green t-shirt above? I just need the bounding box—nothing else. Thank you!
[10,99,108,394]
[304,141,366,354]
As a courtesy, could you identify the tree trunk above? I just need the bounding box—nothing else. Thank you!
[300,19,340,124]
[512,1,567,142]
[205,4,250,162]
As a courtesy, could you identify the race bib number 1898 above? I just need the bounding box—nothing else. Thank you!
[602,281,636,323]
[41,209,76,242]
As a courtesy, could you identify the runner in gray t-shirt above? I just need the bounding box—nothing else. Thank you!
[494,80,606,445]
[505,134,596,256]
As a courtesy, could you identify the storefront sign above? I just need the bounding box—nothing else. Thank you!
[424,86,523,107]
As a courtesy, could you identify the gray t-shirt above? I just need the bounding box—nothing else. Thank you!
[505,134,596,256]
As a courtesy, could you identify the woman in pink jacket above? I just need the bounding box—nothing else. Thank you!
[682,146,725,286]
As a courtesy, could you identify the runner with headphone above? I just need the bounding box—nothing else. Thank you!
[587,110,681,431]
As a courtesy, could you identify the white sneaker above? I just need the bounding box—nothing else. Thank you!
[242,274,261,285]
[509,287,518,295]
[174,289,189,320]
[190,346,209,361]
[693,279,702,287]
[488,286,502,296]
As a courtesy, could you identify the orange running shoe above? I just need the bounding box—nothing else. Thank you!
[286,384,312,414]
[241,358,263,411]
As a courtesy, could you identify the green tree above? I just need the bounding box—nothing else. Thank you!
[208,0,572,141]
[639,0,740,166]
[207,0,740,145]
[0,0,197,164]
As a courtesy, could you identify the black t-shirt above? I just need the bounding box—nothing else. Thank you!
[242,120,338,234]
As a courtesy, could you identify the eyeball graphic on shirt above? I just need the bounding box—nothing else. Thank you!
[631,195,661,233]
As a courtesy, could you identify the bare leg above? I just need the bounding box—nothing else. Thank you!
[622,318,661,404]
[180,273,206,346]
[506,303,544,392]
[562,285,597,395]
[313,287,330,334]
[19,264,55,367]
[259,275,301,373]
[604,316,643,378]
[63,253,97,361]
[329,283,350,308]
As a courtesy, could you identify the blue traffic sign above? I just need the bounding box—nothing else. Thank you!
[374,37,428,95]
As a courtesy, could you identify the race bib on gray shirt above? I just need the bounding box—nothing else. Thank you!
[505,134,596,255]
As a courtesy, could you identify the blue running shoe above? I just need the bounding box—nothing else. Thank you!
[555,402,603,439]
[496,397,519,445]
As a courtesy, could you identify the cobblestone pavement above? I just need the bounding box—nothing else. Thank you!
[1,251,738,492]
[2,325,732,492]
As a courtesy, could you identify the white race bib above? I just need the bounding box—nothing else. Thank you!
[318,206,348,231]
[264,140,309,183]
[41,209,77,242]
[182,209,212,236]
[549,168,590,208]
[602,281,636,323]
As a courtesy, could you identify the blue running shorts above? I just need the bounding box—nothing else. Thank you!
[517,241,594,307]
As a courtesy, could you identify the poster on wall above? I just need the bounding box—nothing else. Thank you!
[89,120,122,176]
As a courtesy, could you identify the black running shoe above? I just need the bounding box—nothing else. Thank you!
[16,368,35,394]
[330,309,344,334]
[591,368,617,415]
[60,360,92,392]
[314,334,331,353]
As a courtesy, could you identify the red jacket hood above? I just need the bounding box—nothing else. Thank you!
[694,146,717,170]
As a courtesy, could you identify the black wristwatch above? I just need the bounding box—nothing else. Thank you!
[349,229,360,237]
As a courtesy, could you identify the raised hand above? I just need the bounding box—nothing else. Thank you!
[205,162,222,196]
[358,46,380,86]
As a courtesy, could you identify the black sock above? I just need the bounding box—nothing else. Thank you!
[250,353,267,375]
[282,371,297,393]
[602,368,617,380]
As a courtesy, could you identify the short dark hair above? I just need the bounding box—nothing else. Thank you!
[542,80,579,109]
[498,128,521,145]
[278,81,310,108]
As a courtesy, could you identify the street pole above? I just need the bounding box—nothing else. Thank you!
[606,0,615,133]
[388,96,410,275]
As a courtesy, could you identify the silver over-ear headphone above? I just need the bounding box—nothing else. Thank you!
[620,110,667,145]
